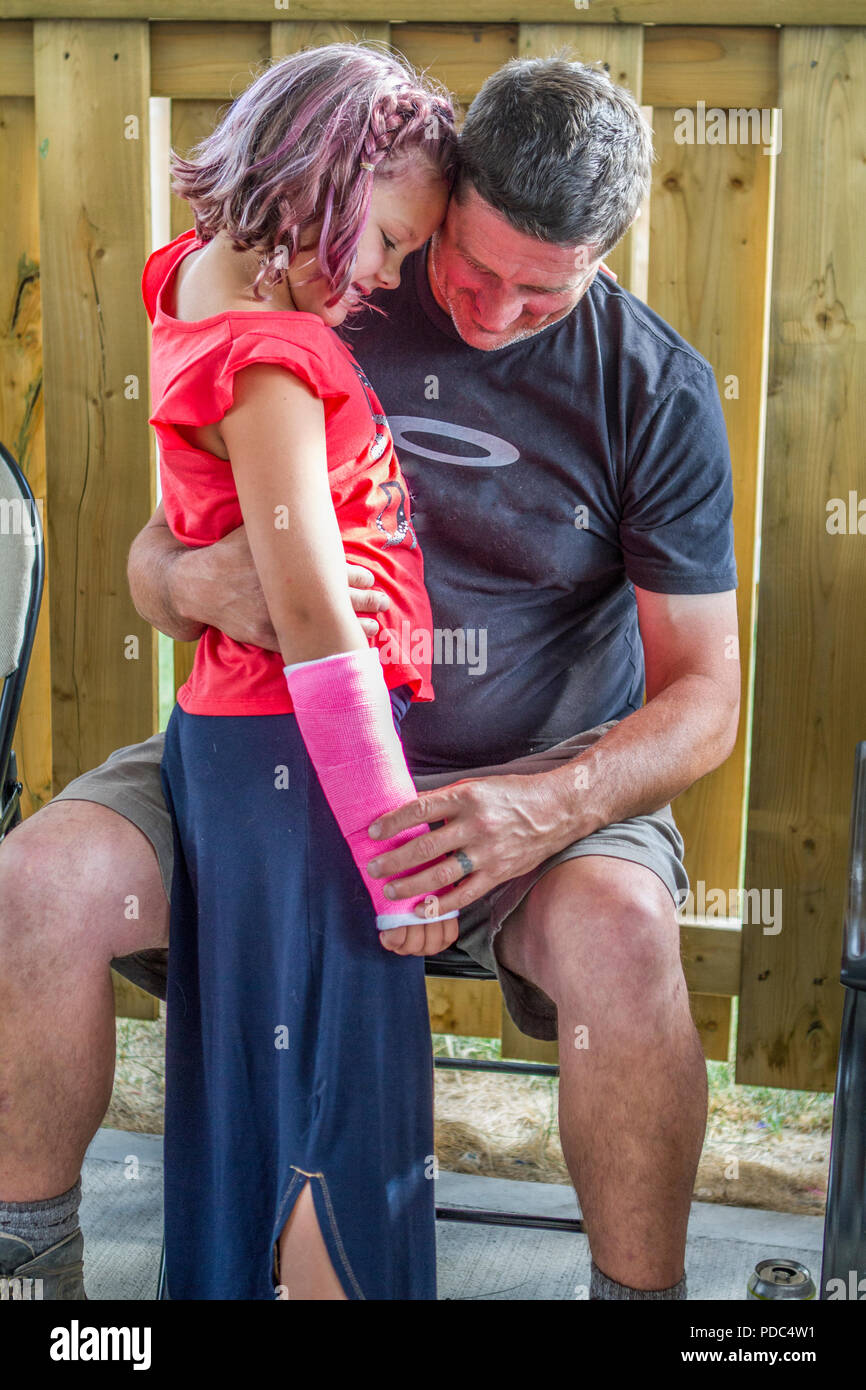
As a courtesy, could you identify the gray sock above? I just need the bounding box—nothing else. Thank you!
[0,1178,82,1256]
[590,1257,687,1300]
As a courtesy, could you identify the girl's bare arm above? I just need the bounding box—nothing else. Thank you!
[218,362,370,668]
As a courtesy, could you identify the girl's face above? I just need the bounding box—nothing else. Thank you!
[287,163,449,326]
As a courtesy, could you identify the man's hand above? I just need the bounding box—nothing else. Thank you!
[346,565,391,640]
[369,773,570,956]
[128,502,391,645]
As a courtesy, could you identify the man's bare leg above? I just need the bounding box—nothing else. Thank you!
[494,855,707,1291]
[0,800,170,1199]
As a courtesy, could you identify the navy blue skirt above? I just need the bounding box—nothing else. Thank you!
[159,686,437,1300]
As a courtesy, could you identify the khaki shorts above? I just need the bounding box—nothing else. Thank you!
[54,718,689,1042]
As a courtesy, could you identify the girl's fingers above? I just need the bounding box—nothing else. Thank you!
[401,922,429,956]
[379,924,408,952]
[420,920,446,957]
[378,916,461,956]
[389,922,428,956]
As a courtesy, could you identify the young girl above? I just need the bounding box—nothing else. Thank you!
[146,45,458,1300]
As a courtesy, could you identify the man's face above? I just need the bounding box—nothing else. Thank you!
[428,183,601,351]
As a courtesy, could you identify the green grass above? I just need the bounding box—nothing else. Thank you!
[432,1031,835,1137]
[706,1059,833,1135]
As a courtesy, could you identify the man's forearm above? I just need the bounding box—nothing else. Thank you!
[128,519,206,643]
[129,507,387,652]
[539,676,740,851]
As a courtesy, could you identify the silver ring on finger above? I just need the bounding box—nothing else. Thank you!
[453,849,474,882]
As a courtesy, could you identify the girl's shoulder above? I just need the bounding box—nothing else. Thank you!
[145,232,364,424]
[150,307,357,431]
[145,230,352,360]
[220,315,356,402]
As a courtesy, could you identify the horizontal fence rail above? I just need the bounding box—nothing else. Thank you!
[1,3,865,24]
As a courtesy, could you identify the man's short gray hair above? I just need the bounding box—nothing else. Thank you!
[456,55,654,258]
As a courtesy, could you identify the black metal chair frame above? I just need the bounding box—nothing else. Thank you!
[423,947,578,1233]
[820,740,866,1296]
[0,442,44,843]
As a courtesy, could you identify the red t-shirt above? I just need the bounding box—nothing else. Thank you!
[143,229,435,715]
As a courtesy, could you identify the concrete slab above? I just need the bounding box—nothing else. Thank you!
[434,1169,824,1301]
[79,1128,825,1301]
[79,1131,164,1302]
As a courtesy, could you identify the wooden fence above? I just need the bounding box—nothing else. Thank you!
[1,3,863,1090]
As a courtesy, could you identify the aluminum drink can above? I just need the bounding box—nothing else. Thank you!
[747,1258,816,1300]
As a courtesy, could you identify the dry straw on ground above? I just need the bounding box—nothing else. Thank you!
[107,1011,832,1217]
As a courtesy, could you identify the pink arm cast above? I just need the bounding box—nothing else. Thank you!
[284,646,459,932]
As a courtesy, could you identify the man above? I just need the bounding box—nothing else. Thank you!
[0,56,739,1300]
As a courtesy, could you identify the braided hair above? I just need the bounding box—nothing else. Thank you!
[170,43,458,309]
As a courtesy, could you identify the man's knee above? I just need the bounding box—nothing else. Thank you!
[0,798,169,959]
[499,855,683,1009]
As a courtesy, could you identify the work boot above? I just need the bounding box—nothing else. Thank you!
[0,1228,86,1300]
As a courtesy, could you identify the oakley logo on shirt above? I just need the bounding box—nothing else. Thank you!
[389,417,521,468]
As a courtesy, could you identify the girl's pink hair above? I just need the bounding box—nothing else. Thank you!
[170,43,457,308]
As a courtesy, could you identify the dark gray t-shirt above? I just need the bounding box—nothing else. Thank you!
[345,247,738,774]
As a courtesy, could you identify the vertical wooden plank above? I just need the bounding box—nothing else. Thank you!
[33,21,155,791]
[689,995,732,1064]
[647,111,775,1045]
[426,977,501,1041]
[0,95,52,816]
[518,24,646,295]
[738,28,866,1091]
[169,101,229,243]
[648,111,774,896]
[270,21,390,61]
[628,115,652,307]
